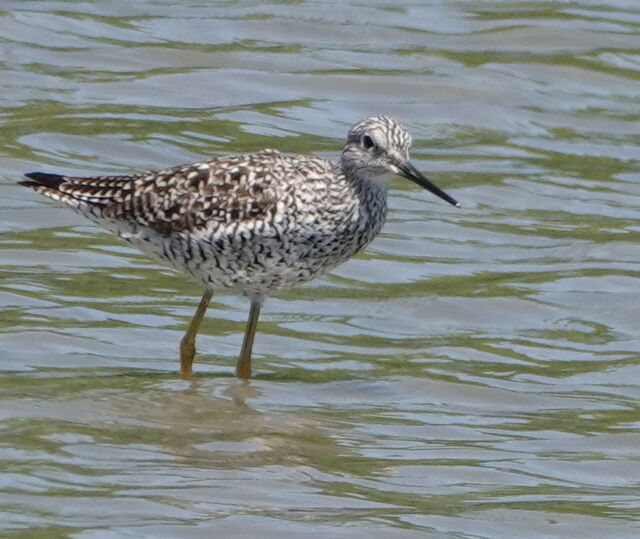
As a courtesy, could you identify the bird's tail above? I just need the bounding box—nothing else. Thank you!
[20,171,86,208]
[20,172,66,190]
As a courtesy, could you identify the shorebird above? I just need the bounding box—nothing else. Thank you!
[21,115,458,379]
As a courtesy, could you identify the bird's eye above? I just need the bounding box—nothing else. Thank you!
[361,135,374,150]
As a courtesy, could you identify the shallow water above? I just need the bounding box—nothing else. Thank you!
[1,1,640,537]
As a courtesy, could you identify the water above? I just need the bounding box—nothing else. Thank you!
[1,1,640,537]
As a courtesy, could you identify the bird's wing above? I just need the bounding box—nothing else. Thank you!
[21,150,297,234]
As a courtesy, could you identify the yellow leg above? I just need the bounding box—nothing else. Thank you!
[180,290,213,379]
[236,300,262,380]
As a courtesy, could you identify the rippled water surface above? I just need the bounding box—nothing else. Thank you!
[1,1,640,537]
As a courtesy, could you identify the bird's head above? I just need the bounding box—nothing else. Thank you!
[342,115,458,207]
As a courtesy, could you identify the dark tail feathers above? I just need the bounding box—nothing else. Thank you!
[20,172,66,190]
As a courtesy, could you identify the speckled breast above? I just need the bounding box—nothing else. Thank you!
[117,181,388,298]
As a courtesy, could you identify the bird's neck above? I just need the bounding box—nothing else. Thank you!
[339,159,391,194]
[337,162,388,228]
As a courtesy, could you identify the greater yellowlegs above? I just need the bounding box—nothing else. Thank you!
[21,116,458,379]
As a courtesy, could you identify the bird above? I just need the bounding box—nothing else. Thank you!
[20,115,458,379]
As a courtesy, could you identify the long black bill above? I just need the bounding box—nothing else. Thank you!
[398,162,459,207]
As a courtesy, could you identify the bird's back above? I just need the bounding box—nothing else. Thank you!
[23,150,313,232]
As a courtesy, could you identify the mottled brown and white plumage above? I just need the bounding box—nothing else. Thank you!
[20,115,458,379]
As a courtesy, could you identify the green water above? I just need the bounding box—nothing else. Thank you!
[1,1,639,537]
